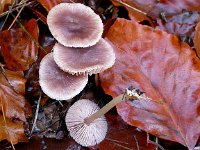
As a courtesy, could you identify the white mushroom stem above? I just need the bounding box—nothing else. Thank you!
[84,94,125,125]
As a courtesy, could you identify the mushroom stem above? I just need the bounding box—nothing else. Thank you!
[84,94,124,125]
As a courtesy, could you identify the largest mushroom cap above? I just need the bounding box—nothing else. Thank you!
[53,38,116,75]
[47,3,103,48]
[65,99,108,147]
[39,53,88,100]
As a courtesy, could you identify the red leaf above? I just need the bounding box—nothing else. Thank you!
[0,19,39,71]
[38,0,83,12]
[99,18,200,149]
[0,115,27,144]
[112,0,200,18]
[194,21,200,57]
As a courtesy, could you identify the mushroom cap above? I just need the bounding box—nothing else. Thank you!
[65,99,107,147]
[53,38,116,75]
[39,53,88,100]
[47,3,103,48]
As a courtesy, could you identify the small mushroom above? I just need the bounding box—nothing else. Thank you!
[39,53,88,100]
[53,38,116,75]
[47,3,103,48]
[65,88,147,146]
[65,99,108,147]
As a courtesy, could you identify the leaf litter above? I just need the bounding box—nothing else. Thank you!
[1,0,200,150]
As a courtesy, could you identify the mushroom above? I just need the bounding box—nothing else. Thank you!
[65,88,145,147]
[47,3,103,48]
[53,38,116,75]
[39,53,88,100]
[65,99,107,147]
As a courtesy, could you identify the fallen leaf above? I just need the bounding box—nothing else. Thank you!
[194,21,200,58]
[112,0,200,19]
[0,70,26,95]
[0,0,15,13]
[0,19,39,71]
[99,18,200,149]
[156,11,199,45]
[37,0,83,12]
[0,69,26,121]
[0,115,27,144]
[98,114,155,150]
[111,0,152,23]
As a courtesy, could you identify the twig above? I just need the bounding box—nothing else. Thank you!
[0,1,34,18]
[156,137,159,150]
[147,133,165,150]
[133,135,140,150]
[31,92,42,134]
[0,0,16,31]
[111,142,132,150]
[115,0,147,15]
[1,99,15,150]
[10,13,47,53]
[57,101,63,107]
[106,138,129,144]
[8,1,26,30]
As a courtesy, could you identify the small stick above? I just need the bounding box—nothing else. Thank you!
[58,101,63,107]
[133,135,140,150]
[31,92,42,134]
[0,0,16,31]
[115,0,147,15]
[147,133,165,150]
[8,2,26,30]
[0,1,33,18]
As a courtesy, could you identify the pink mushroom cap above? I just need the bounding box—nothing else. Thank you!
[53,38,116,75]
[47,3,103,48]
[39,53,88,100]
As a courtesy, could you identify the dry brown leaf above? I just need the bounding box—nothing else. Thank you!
[99,18,200,149]
[0,19,39,71]
[0,69,26,121]
[0,115,27,144]
[0,0,15,13]
[0,69,29,144]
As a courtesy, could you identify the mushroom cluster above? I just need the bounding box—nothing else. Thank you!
[39,2,116,147]
[39,3,115,100]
